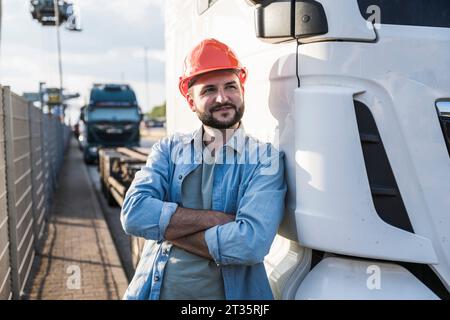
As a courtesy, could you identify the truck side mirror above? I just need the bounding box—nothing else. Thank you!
[255,0,328,43]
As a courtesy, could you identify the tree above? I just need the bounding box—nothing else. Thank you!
[146,101,166,119]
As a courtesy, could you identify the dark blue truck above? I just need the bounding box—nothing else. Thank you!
[79,84,143,163]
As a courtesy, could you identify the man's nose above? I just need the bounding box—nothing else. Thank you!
[215,88,228,104]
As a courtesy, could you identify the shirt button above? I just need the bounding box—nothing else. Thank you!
[163,249,169,255]
[154,275,160,282]
[178,175,183,180]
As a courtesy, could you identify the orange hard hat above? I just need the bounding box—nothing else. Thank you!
[179,38,247,97]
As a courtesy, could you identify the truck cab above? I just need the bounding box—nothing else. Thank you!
[165,0,450,299]
[79,84,142,163]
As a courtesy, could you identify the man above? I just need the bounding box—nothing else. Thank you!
[121,38,286,300]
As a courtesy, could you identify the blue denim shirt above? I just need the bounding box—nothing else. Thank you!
[120,125,286,300]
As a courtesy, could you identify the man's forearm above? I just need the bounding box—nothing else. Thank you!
[164,206,234,241]
[170,231,212,260]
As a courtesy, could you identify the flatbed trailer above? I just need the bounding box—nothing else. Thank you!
[98,147,149,267]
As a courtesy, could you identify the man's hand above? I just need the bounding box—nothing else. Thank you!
[164,207,234,241]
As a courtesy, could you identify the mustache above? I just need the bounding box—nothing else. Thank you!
[210,102,237,112]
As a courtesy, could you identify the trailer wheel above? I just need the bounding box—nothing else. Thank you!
[100,181,117,207]
[83,150,95,164]
[107,191,117,206]
[84,156,94,165]
[100,180,108,196]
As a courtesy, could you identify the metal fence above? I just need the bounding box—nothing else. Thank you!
[0,85,71,300]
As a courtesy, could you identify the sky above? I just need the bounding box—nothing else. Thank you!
[0,0,166,123]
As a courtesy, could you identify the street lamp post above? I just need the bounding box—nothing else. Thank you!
[54,0,64,120]
[30,0,82,122]
[1,0,3,49]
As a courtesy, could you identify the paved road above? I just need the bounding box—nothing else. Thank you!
[140,128,166,148]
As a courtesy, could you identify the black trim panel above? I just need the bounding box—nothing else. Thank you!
[358,0,450,28]
[354,101,415,233]
[436,102,450,157]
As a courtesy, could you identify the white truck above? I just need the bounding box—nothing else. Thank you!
[165,0,450,299]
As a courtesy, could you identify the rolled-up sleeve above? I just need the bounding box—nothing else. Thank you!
[205,151,287,266]
[120,137,178,242]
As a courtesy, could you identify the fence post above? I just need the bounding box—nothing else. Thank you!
[0,85,13,300]
[27,104,39,251]
[39,111,48,234]
[50,119,57,190]
[57,121,62,172]
[3,86,20,299]
[43,115,53,212]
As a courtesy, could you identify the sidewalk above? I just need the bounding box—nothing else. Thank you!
[23,138,129,300]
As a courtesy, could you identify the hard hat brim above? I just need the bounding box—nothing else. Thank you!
[179,67,247,97]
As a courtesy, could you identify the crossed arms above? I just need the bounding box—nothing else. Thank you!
[164,207,235,259]
[120,138,286,266]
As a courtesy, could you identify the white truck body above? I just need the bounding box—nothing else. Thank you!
[165,0,450,299]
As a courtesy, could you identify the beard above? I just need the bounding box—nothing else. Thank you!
[196,102,245,129]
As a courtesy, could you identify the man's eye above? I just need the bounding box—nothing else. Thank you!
[226,85,237,90]
[203,88,215,94]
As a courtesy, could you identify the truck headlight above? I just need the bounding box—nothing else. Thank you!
[95,124,109,130]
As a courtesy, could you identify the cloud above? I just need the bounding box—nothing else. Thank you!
[59,0,165,54]
[133,49,166,63]
[0,0,166,111]
[79,0,165,23]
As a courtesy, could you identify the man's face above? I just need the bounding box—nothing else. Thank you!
[187,70,244,129]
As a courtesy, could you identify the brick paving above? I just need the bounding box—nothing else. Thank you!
[23,138,129,300]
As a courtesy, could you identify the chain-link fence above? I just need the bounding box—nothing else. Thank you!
[0,85,71,300]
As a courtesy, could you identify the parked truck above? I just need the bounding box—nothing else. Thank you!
[79,84,143,163]
[162,0,450,299]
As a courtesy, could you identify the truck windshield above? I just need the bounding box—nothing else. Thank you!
[87,107,140,122]
[91,88,137,103]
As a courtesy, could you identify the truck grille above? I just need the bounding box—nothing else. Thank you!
[88,125,138,146]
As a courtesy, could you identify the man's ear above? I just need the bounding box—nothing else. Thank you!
[186,93,196,112]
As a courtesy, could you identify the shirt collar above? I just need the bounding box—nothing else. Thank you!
[182,123,246,155]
